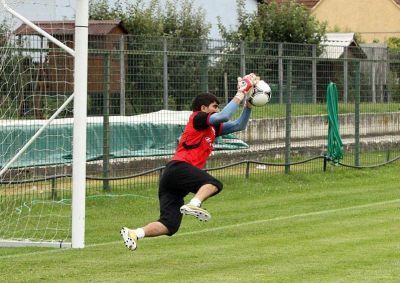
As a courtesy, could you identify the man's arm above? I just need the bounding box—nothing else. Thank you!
[209,73,258,126]
[220,103,252,135]
[208,98,241,125]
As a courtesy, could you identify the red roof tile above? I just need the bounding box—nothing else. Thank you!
[14,20,128,36]
[265,0,400,9]
[264,0,320,9]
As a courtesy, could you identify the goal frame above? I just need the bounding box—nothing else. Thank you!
[0,0,88,249]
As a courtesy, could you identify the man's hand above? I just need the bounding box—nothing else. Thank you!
[244,99,253,109]
[237,77,253,95]
[243,73,260,86]
[237,73,260,96]
[234,73,260,103]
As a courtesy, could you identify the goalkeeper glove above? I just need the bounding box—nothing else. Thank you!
[237,73,260,96]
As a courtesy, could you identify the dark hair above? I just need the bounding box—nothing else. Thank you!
[191,93,220,111]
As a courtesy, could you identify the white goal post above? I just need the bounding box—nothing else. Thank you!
[0,0,88,248]
[71,0,88,249]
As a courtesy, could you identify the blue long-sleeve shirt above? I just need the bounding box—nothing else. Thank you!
[208,100,251,135]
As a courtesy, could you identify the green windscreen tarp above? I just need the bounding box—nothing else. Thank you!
[0,110,249,168]
[326,83,343,164]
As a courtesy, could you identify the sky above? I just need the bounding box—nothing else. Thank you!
[187,0,258,39]
[0,0,258,39]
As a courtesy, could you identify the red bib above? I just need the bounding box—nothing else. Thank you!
[172,112,220,169]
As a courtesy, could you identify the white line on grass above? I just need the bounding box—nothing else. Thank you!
[1,198,399,259]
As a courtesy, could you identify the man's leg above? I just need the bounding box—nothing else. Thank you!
[180,183,220,221]
[194,184,219,202]
[120,221,170,251]
[142,221,169,237]
[121,161,186,251]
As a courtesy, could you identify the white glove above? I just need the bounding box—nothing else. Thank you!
[237,73,260,96]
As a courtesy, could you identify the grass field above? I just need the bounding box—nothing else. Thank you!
[1,163,399,282]
[249,102,400,118]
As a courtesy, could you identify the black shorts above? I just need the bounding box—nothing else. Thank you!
[158,161,223,235]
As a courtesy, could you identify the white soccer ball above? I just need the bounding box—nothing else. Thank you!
[248,80,271,107]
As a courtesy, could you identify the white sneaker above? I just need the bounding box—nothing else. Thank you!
[180,204,211,221]
[120,227,138,251]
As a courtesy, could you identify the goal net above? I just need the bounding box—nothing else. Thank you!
[0,0,87,248]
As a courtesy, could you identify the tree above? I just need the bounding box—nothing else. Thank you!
[89,0,210,38]
[386,37,400,102]
[0,20,9,46]
[213,0,327,104]
[218,0,326,44]
[89,0,211,112]
[386,37,400,50]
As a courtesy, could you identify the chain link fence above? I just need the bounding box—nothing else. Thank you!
[1,34,400,194]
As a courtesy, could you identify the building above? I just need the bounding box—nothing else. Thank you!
[14,20,128,101]
[317,33,368,102]
[264,0,400,43]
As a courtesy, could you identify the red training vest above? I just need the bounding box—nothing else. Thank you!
[172,111,222,169]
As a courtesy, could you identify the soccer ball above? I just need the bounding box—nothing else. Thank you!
[248,80,271,107]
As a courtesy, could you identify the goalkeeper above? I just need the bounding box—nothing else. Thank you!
[120,74,259,251]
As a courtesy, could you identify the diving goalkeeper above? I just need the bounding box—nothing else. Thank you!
[120,73,259,251]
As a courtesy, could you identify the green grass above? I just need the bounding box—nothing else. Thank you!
[248,102,400,118]
[1,164,400,282]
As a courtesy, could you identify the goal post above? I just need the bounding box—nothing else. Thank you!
[0,0,88,248]
[71,0,88,249]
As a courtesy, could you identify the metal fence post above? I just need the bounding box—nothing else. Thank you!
[312,44,317,104]
[200,40,209,93]
[120,35,126,116]
[224,72,229,104]
[386,149,391,162]
[384,47,391,102]
[371,47,376,103]
[354,61,361,167]
[51,177,57,200]
[240,41,246,77]
[103,53,111,191]
[163,37,169,110]
[343,47,348,103]
[279,43,284,104]
[285,60,292,174]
